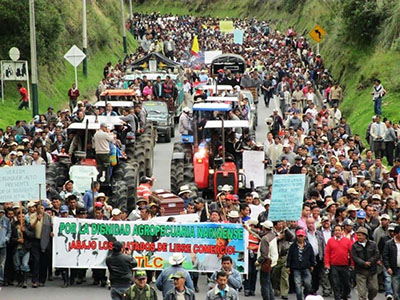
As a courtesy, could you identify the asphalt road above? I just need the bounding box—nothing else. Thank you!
[0,97,386,299]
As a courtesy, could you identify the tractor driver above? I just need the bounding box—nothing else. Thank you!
[93,123,114,182]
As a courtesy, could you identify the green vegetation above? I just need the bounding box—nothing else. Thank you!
[0,0,136,128]
[134,0,400,142]
[1,0,398,139]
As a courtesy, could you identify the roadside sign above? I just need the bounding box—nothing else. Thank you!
[64,45,86,67]
[9,47,20,61]
[64,45,86,88]
[309,25,326,43]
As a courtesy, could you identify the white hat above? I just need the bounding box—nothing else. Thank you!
[261,220,273,229]
[178,185,191,195]
[263,199,271,206]
[251,192,259,199]
[112,208,121,216]
[282,143,290,148]
[27,201,37,208]
[221,184,233,192]
[10,151,17,156]
[227,210,240,218]
[245,219,259,226]
[168,253,186,265]
[183,107,191,113]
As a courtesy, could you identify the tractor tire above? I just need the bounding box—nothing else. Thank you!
[46,162,69,192]
[170,159,184,194]
[110,180,128,209]
[134,145,146,179]
[183,164,194,182]
[186,182,199,199]
[144,142,153,177]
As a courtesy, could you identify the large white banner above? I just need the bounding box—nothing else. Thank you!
[53,218,248,273]
[243,150,265,188]
[0,165,46,202]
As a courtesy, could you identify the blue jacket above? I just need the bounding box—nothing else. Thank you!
[0,216,11,248]
[155,265,194,298]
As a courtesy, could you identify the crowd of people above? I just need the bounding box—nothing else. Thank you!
[1,11,400,300]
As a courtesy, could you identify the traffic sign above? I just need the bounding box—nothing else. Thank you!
[309,25,326,43]
[64,45,86,67]
[9,47,20,61]
[64,45,86,88]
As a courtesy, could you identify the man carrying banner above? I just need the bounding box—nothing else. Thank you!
[123,270,157,300]
[106,241,138,300]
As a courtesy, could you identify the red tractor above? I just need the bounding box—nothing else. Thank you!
[170,101,249,199]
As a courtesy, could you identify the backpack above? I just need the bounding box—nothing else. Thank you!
[124,284,152,300]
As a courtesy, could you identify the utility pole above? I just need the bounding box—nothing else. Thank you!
[129,0,133,19]
[121,0,127,54]
[82,0,88,77]
[29,0,39,117]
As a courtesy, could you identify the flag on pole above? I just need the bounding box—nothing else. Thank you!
[191,35,199,57]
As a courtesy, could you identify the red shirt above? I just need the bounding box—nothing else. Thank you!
[324,236,353,268]
[68,88,80,100]
[19,87,29,102]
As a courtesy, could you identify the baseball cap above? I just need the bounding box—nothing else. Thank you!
[260,220,273,229]
[357,210,366,219]
[60,205,69,214]
[296,229,306,236]
[135,270,147,279]
[171,271,186,279]
[380,214,390,220]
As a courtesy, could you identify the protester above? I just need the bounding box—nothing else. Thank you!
[206,271,239,300]
[123,270,158,300]
[164,271,196,300]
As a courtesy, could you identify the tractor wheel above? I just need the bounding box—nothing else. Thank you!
[183,164,194,182]
[144,142,153,177]
[134,145,146,179]
[111,181,127,209]
[46,162,69,192]
[186,182,199,199]
[170,159,184,194]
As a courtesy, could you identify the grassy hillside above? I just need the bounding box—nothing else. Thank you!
[133,0,400,140]
[0,0,136,128]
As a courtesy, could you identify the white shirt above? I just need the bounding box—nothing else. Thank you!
[396,240,400,267]
[322,229,331,245]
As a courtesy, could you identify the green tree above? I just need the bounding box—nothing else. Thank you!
[341,0,382,45]
[0,0,62,62]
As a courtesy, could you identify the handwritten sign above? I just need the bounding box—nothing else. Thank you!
[0,165,46,202]
[234,29,244,45]
[243,151,265,188]
[268,174,306,221]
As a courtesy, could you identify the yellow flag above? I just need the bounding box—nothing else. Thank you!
[191,35,199,57]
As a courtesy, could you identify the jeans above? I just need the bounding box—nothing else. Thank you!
[244,251,258,293]
[293,269,312,300]
[13,248,30,273]
[0,247,6,284]
[110,284,131,300]
[383,267,393,296]
[260,271,275,300]
[392,269,400,300]
[330,265,351,300]
[374,97,382,115]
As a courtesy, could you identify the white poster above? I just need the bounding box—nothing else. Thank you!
[243,150,265,188]
[204,50,222,64]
